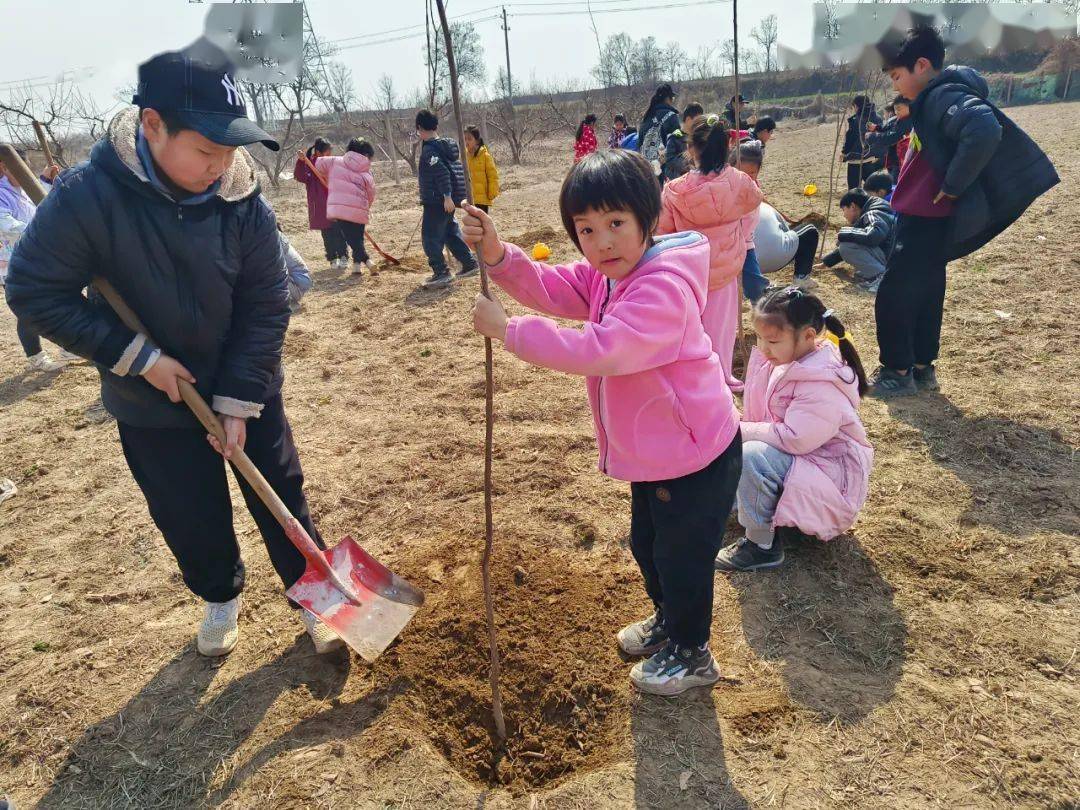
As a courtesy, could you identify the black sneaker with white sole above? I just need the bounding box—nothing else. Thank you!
[456,265,480,279]
[617,611,669,656]
[912,364,939,391]
[867,366,918,399]
[423,272,454,289]
[630,641,721,696]
[714,535,784,572]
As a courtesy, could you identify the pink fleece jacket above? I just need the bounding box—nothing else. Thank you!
[741,344,874,540]
[488,232,740,483]
[316,152,376,224]
[657,168,762,290]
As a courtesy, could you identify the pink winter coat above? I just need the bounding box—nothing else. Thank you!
[741,344,874,540]
[488,232,740,482]
[658,168,762,290]
[316,152,376,224]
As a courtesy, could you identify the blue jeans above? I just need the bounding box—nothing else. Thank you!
[742,248,769,302]
[421,203,477,276]
[737,441,794,548]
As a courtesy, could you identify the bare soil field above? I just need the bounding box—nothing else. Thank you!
[1,103,1077,809]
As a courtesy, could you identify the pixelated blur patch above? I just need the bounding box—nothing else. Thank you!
[203,3,303,84]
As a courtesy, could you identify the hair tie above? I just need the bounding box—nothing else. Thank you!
[822,308,834,319]
[706,113,720,127]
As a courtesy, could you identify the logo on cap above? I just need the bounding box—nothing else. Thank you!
[221,73,242,108]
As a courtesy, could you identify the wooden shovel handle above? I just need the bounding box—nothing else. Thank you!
[0,144,46,204]
[298,152,329,189]
[91,278,325,564]
[32,121,55,167]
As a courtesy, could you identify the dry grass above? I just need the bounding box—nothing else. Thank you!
[1,104,1077,809]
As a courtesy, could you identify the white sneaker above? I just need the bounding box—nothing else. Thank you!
[197,596,241,657]
[26,351,65,372]
[791,274,818,291]
[58,349,84,363]
[350,262,365,277]
[301,609,345,654]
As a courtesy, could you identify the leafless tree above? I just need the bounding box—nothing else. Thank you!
[663,42,689,83]
[751,14,779,73]
[0,78,106,167]
[593,33,637,88]
[632,37,664,86]
[690,44,718,81]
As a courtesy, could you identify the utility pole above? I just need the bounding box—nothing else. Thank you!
[501,7,517,127]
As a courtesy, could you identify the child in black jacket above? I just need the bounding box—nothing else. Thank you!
[5,45,343,658]
[415,108,478,288]
[869,25,1059,398]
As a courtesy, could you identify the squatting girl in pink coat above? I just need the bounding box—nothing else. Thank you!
[462,149,741,699]
[316,138,377,277]
[715,286,874,573]
[657,113,762,391]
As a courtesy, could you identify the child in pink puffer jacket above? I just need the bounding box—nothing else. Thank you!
[658,113,762,391]
[715,286,874,573]
[316,138,377,277]
[462,150,742,698]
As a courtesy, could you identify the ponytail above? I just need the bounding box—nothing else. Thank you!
[306,136,331,160]
[823,313,868,396]
[689,113,730,175]
[754,286,868,397]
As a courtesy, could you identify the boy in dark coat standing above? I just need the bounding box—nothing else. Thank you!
[869,25,1059,398]
[415,108,478,288]
[5,44,344,657]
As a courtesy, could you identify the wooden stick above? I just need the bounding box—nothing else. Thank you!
[819,66,852,260]
[32,121,55,167]
[732,0,747,370]
[0,144,46,203]
[433,0,506,744]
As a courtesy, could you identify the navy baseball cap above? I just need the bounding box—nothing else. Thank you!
[133,42,279,151]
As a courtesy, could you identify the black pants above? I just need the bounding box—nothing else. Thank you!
[875,214,950,370]
[847,159,884,190]
[629,433,742,648]
[16,317,42,357]
[335,220,369,263]
[319,224,348,262]
[118,394,325,604]
[421,203,476,276]
[792,224,820,278]
[475,204,489,213]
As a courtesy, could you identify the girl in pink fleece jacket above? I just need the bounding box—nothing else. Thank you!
[316,138,377,277]
[715,286,874,573]
[658,114,762,392]
[462,150,742,698]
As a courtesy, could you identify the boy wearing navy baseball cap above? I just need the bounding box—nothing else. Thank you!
[5,43,344,657]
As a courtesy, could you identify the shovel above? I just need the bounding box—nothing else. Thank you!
[93,278,424,661]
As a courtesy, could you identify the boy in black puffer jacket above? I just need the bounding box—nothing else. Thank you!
[5,44,343,658]
[415,108,478,288]
[822,187,896,293]
[869,24,1059,399]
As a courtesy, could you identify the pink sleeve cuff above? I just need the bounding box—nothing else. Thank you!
[740,421,770,444]
[485,241,516,277]
[503,316,522,355]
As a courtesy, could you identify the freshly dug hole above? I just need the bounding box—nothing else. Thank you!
[373,538,645,788]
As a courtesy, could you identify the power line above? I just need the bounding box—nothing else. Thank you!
[513,0,729,18]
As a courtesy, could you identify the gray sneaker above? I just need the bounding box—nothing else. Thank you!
[912,364,939,391]
[617,612,669,656]
[422,272,453,289]
[868,366,918,399]
[455,265,480,279]
[715,536,784,572]
[858,276,882,294]
[630,642,721,696]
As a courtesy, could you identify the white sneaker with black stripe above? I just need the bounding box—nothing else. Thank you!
[630,641,721,696]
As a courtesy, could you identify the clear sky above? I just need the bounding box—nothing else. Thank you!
[1,0,816,121]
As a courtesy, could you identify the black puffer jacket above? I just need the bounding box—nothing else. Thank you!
[418,137,467,204]
[5,106,288,429]
[837,195,896,250]
[842,103,884,161]
[910,65,1059,260]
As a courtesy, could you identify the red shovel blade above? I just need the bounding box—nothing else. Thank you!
[286,536,424,662]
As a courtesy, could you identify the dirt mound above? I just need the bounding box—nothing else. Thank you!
[374,537,641,788]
